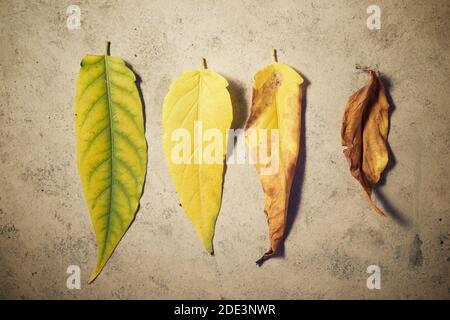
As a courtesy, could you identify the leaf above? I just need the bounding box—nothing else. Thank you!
[75,43,147,282]
[245,50,303,264]
[341,67,389,217]
[162,58,232,254]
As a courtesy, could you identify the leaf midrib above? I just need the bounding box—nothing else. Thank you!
[101,54,115,262]
[197,72,204,227]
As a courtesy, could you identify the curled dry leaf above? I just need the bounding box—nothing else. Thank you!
[75,43,147,282]
[162,59,232,254]
[341,67,389,217]
[245,50,303,264]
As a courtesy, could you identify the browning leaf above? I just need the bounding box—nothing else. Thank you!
[341,68,389,217]
[245,50,303,264]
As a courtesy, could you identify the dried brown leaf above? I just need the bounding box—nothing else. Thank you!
[341,68,389,217]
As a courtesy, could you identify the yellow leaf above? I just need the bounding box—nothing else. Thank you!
[341,67,389,217]
[75,43,147,282]
[245,50,303,264]
[162,59,232,253]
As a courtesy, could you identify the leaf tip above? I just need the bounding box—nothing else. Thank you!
[88,271,99,284]
[88,260,107,284]
[204,242,214,255]
[362,188,387,218]
[255,258,264,267]
[256,248,274,266]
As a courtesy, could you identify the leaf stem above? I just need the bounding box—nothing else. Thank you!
[105,41,110,56]
[272,49,278,63]
[355,64,373,73]
[200,57,207,70]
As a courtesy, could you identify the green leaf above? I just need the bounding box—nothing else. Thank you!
[75,43,147,283]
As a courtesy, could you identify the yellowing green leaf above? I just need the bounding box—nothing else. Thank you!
[75,43,147,282]
[162,59,232,254]
[245,51,303,264]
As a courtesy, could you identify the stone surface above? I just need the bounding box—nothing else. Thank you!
[0,0,449,299]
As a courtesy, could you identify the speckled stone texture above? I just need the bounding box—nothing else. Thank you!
[0,0,449,299]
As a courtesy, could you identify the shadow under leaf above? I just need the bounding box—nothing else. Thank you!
[372,74,410,226]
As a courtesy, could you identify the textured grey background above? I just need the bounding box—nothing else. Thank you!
[0,0,449,299]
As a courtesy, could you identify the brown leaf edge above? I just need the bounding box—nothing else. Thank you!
[341,66,389,218]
